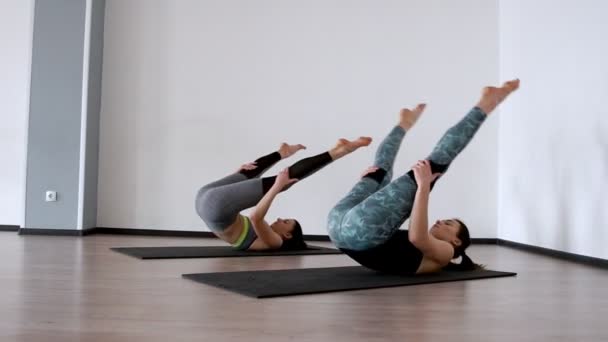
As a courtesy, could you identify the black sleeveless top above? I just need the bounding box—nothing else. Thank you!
[340,230,424,275]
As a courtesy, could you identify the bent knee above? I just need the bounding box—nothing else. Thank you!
[196,190,231,228]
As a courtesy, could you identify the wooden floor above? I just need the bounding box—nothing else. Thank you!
[0,232,606,342]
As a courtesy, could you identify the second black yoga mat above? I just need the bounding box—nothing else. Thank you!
[182,266,517,298]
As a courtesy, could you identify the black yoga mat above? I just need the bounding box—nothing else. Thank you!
[182,266,516,298]
[111,245,342,259]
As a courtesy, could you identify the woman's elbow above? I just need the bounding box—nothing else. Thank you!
[249,214,263,224]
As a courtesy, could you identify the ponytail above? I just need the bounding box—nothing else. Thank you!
[444,252,484,271]
[443,219,485,271]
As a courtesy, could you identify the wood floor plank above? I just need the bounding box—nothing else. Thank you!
[0,232,606,342]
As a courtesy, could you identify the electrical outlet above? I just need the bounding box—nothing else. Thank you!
[46,191,57,202]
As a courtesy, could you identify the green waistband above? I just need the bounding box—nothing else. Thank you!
[232,215,250,248]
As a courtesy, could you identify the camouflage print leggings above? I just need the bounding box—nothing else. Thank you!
[327,107,487,250]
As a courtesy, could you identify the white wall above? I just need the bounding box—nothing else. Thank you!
[99,0,499,237]
[0,0,33,226]
[499,0,608,258]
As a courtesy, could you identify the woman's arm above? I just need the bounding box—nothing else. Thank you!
[408,182,432,243]
[408,160,454,265]
[249,168,298,248]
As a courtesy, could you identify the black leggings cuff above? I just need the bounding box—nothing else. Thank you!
[406,160,448,189]
[240,151,282,178]
[364,168,388,184]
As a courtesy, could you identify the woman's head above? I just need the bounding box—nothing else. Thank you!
[270,218,307,250]
[429,219,468,253]
[430,218,480,271]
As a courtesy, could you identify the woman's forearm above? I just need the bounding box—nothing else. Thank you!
[250,186,281,222]
[409,184,431,244]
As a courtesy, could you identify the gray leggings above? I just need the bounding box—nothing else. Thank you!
[195,173,264,232]
[327,107,487,250]
[195,151,334,232]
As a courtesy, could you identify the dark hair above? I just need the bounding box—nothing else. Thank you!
[443,219,484,271]
[280,220,308,250]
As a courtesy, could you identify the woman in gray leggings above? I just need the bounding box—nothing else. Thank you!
[195,136,372,251]
[328,80,520,274]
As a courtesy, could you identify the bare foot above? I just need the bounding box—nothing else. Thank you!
[278,143,306,159]
[399,103,426,130]
[476,79,520,114]
[330,136,372,159]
